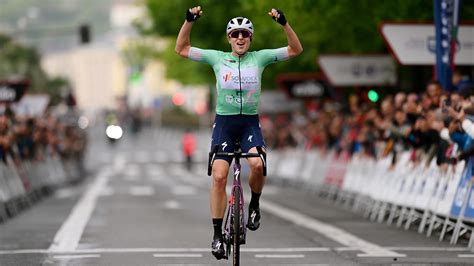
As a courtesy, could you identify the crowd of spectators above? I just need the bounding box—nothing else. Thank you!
[0,105,87,166]
[262,72,474,169]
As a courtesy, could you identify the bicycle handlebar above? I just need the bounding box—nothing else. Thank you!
[207,145,267,177]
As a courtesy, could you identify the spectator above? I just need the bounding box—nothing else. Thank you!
[182,129,197,171]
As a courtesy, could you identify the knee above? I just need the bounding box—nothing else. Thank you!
[212,170,227,189]
[248,158,263,175]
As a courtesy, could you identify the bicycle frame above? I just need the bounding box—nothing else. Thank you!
[208,143,266,263]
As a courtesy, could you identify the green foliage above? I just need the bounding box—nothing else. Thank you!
[0,34,48,92]
[45,77,70,105]
[137,1,474,88]
[0,33,71,102]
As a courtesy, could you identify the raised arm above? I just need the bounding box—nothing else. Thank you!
[268,8,303,58]
[175,6,202,58]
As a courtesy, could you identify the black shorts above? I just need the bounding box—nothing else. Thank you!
[211,114,266,164]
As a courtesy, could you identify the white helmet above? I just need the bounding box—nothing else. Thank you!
[226,17,254,35]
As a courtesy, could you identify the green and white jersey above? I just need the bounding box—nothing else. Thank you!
[189,47,289,115]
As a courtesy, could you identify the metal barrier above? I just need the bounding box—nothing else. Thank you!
[270,148,474,251]
[0,156,84,223]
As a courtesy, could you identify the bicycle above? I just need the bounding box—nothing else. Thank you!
[208,141,267,265]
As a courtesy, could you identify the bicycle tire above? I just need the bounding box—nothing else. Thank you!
[232,186,241,266]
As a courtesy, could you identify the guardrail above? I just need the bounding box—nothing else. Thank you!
[268,147,474,251]
[0,156,84,223]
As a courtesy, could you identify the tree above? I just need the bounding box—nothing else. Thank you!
[138,0,474,88]
[0,33,71,103]
[0,34,48,92]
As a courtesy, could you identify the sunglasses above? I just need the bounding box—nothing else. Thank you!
[229,30,252,38]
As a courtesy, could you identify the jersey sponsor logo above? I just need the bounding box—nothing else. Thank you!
[235,96,242,104]
[223,72,232,82]
[219,65,259,90]
[225,95,234,104]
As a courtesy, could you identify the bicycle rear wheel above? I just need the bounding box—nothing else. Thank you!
[232,186,241,266]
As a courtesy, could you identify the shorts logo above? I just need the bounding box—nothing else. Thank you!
[248,135,253,143]
[221,142,228,151]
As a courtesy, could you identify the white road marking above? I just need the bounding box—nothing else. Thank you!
[149,176,165,182]
[124,168,140,177]
[164,200,181,209]
[458,254,474,258]
[135,151,150,163]
[0,246,467,255]
[387,247,468,251]
[124,175,140,181]
[114,153,126,171]
[146,165,164,176]
[99,186,114,197]
[172,185,197,195]
[54,188,78,199]
[129,186,154,196]
[335,246,468,252]
[48,167,113,252]
[153,253,202,258]
[154,152,168,163]
[255,254,305,258]
[53,254,101,259]
[244,247,330,252]
[259,199,406,257]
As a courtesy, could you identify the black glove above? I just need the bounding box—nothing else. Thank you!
[186,8,200,22]
[271,9,287,26]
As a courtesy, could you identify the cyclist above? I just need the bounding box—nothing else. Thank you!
[175,6,303,260]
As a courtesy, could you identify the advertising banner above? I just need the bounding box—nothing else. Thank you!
[380,24,473,66]
[318,55,397,86]
[434,0,461,90]
[450,160,472,217]
[276,73,332,99]
[0,81,29,103]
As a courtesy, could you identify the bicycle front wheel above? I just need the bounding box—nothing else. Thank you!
[232,186,241,266]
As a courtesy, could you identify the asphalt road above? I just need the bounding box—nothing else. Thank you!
[0,126,473,265]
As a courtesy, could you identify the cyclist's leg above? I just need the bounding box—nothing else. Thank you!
[240,115,265,231]
[210,115,235,220]
[210,115,235,259]
[247,147,265,192]
[210,159,230,219]
[240,115,266,193]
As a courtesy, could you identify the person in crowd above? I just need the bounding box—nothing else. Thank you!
[182,129,197,171]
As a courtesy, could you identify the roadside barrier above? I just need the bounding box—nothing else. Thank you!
[269,147,474,251]
[0,156,84,223]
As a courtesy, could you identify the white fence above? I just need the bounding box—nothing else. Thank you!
[269,147,474,250]
[0,156,84,222]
